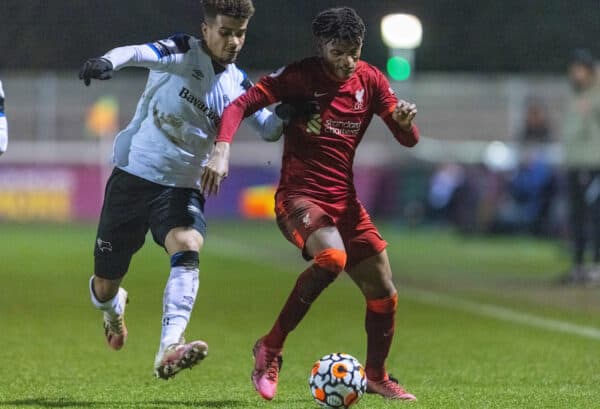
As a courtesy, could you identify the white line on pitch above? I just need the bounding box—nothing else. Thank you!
[208,236,600,341]
[402,287,600,341]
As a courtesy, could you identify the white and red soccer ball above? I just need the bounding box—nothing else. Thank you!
[308,353,367,408]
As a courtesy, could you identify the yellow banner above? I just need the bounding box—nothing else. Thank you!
[0,190,71,221]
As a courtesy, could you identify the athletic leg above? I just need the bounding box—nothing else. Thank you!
[263,226,346,349]
[343,203,415,400]
[252,196,347,400]
[91,168,152,350]
[346,251,414,401]
[150,187,208,379]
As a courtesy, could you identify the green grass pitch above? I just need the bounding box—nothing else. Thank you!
[0,221,599,408]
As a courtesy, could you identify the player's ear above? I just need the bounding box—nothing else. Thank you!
[314,38,326,57]
[201,21,208,37]
[355,41,364,56]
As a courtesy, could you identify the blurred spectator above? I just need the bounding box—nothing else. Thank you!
[490,97,557,236]
[560,49,600,284]
[520,97,552,144]
[427,163,466,224]
[491,151,556,236]
[427,163,505,234]
[426,95,560,236]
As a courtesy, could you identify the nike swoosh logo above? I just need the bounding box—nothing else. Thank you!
[313,91,327,97]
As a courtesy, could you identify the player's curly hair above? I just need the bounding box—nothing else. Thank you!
[201,0,255,21]
[312,7,366,47]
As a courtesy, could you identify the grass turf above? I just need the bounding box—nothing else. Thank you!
[0,221,599,408]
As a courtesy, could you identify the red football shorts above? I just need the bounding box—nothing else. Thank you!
[274,192,387,269]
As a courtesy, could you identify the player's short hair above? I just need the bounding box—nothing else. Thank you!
[312,7,366,47]
[570,48,595,71]
[201,0,255,21]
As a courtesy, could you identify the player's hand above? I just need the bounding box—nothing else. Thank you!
[79,58,114,86]
[392,100,417,130]
[201,142,230,196]
[275,101,319,124]
[274,103,296,125]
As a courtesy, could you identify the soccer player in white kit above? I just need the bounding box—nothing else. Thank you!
[79,0,284,379]
[0,80,7,156]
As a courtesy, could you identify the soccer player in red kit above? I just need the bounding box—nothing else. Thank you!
[202,7,418,402]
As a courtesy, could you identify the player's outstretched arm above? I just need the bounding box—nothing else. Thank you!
[201,85,276,195]
[383,99,420,147]
[78,44,160,86]
[79,35,190,86]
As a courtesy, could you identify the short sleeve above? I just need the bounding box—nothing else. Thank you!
[372,68,398,117]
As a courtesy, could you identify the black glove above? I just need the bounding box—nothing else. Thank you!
[275,100,320,123]
[274,103,295,123]
[79,58,114,86]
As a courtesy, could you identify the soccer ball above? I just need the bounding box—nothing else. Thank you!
[308,353,367,408]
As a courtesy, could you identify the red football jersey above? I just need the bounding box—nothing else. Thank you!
[216,57,418,201]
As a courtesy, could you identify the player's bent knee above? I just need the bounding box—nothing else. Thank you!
[296,249,347,304]
[314,248,347,274]
[166,229,204,253]
[179,235,203,251]
[299,248,346,302]
[366,292,398,314]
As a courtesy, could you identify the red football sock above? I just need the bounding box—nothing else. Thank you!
[264,249,346,348]
[264,249,346,349]
[264,264,338,349]
[365,293,398,381]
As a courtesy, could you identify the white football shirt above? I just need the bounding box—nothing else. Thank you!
[101,34,282,188]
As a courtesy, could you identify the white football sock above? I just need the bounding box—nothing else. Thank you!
[159,266,199,352]
[89,276,126,317]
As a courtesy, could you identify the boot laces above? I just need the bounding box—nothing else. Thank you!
[381,375,406,395]
[106,315,123,334]
[263,350,282,381]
